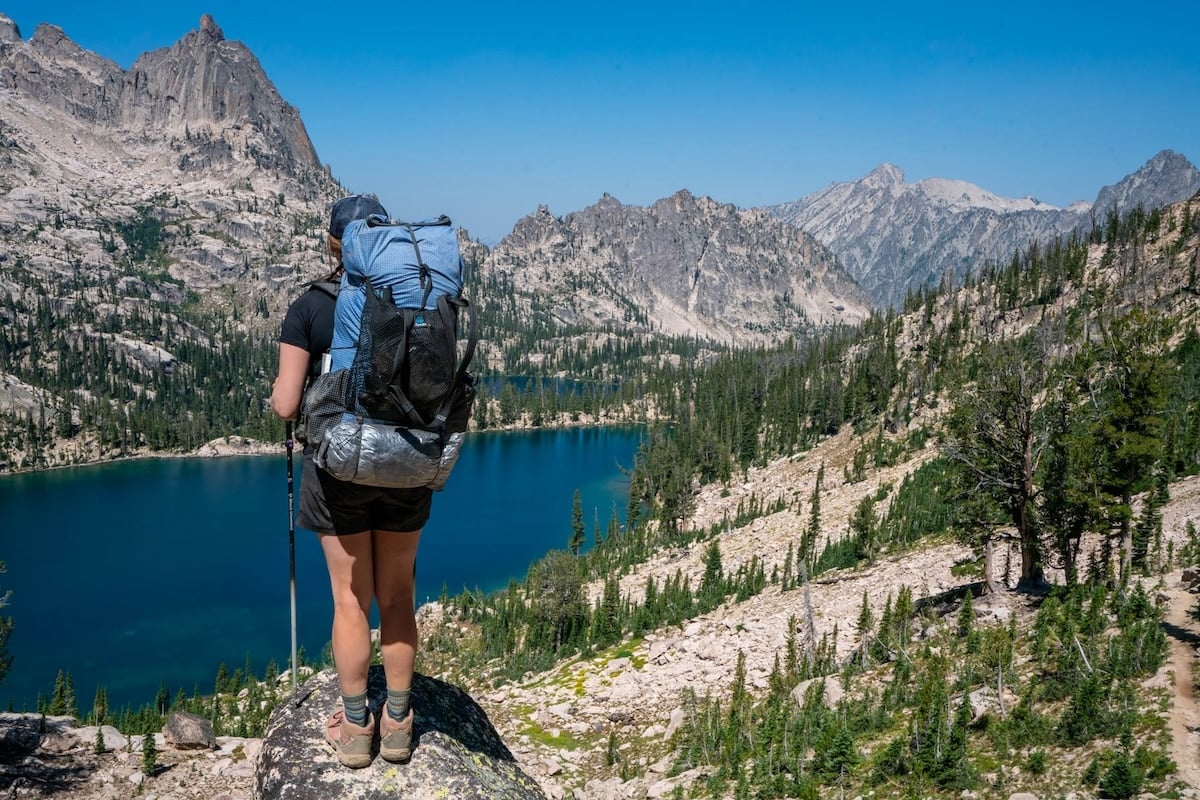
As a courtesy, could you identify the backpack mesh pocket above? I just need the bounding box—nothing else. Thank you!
[350,281,464,428]
[299,368,352,447]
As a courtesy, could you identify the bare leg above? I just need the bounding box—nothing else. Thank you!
[319,531,374,697]
[372,530,422,694]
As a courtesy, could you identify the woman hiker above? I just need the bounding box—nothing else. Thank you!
[270,195,422,768]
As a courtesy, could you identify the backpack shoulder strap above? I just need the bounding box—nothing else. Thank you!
[307,280,340,299]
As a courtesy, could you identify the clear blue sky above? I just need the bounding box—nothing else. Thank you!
[3,1,1198,244]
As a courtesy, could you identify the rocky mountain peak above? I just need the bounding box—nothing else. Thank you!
[865,162,905,186]
[595,192,622,209]
[0,13,321,175]
[1093,148,1200,214]
[199,13,224,41]
[0,13,20,44]
[120,21,320,173]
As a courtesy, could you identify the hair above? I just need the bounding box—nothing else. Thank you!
[306,234,344,286]
[327,234,343,266]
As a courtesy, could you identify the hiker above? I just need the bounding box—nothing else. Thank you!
[270,195,423,769]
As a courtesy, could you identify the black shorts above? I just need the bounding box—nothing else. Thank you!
[297,451,432,535]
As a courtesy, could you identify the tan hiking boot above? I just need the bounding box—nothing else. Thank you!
[379,708,413,762]
[325,709,375,768]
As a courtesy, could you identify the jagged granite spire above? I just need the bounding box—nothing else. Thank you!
[120,15,320,172]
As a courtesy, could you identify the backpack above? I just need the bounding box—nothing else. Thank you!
[304,215,478,490]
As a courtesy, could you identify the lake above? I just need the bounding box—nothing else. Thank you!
[0,426,642,712]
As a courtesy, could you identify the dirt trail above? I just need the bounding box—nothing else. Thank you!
[1164,571,1200,788]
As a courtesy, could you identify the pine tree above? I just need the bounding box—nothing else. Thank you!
[91,685,108,725]
[943,339,1049,589]
[141,728,157,775]
[569,489,585,555]
[1091,310,1171,580]
[699,539,724,611]
[855,591,873,670]
[49,669,68,716]
[1099,752,1143,799]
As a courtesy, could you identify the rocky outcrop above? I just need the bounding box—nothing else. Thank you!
[0,13,20,45]
[255,667,546,800]
[0,22,124,124]
[765,150,1200,307]
[483,190,870,345]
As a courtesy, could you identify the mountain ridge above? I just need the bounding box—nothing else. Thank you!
[482,188,870,347]
[764,149,1200,307]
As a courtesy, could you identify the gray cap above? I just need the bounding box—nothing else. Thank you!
[328,195,388,239]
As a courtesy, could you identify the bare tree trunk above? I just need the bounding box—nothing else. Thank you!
[996,663,1006,719]
[984,538,999,594]
[1120,504,1133,582]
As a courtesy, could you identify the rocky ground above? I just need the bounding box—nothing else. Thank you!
[0,715,257,800]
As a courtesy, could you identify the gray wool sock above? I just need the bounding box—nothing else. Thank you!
[386,688,411,721]
[342,691,369,727]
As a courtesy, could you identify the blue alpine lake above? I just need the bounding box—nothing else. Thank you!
[0,426,642,712]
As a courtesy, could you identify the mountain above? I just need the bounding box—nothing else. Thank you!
[0,12,344,468]
[0,12,338,294]
[765,150,1200,307]
[480,190,870,347]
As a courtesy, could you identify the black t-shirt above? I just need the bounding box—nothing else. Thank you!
[280,286,335,377]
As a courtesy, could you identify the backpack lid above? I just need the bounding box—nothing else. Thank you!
[340,218,465,309]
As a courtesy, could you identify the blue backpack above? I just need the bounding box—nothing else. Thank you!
[307,215,478,489]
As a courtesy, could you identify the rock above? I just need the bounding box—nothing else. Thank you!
[164,710,217,750]
[37,730,77,754]
[791,676,843,709]
[648,755,673,774]
[1007,793,1038,800]
[1183,565,1200,588]
[0,713,43,757]
[255,666,546,799]
[663,707,685,741]
[72,724,128,751]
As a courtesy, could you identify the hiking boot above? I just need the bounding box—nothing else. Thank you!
[325,709,375,768]
[379,708,414,762]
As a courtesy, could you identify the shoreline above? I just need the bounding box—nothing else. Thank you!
[0,416,650,478]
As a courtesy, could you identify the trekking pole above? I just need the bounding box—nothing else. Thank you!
[285,421,298,698]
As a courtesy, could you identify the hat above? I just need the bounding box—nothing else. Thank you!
[328,195,388,239]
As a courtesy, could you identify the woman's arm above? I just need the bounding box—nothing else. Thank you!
[271,343,310,420]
